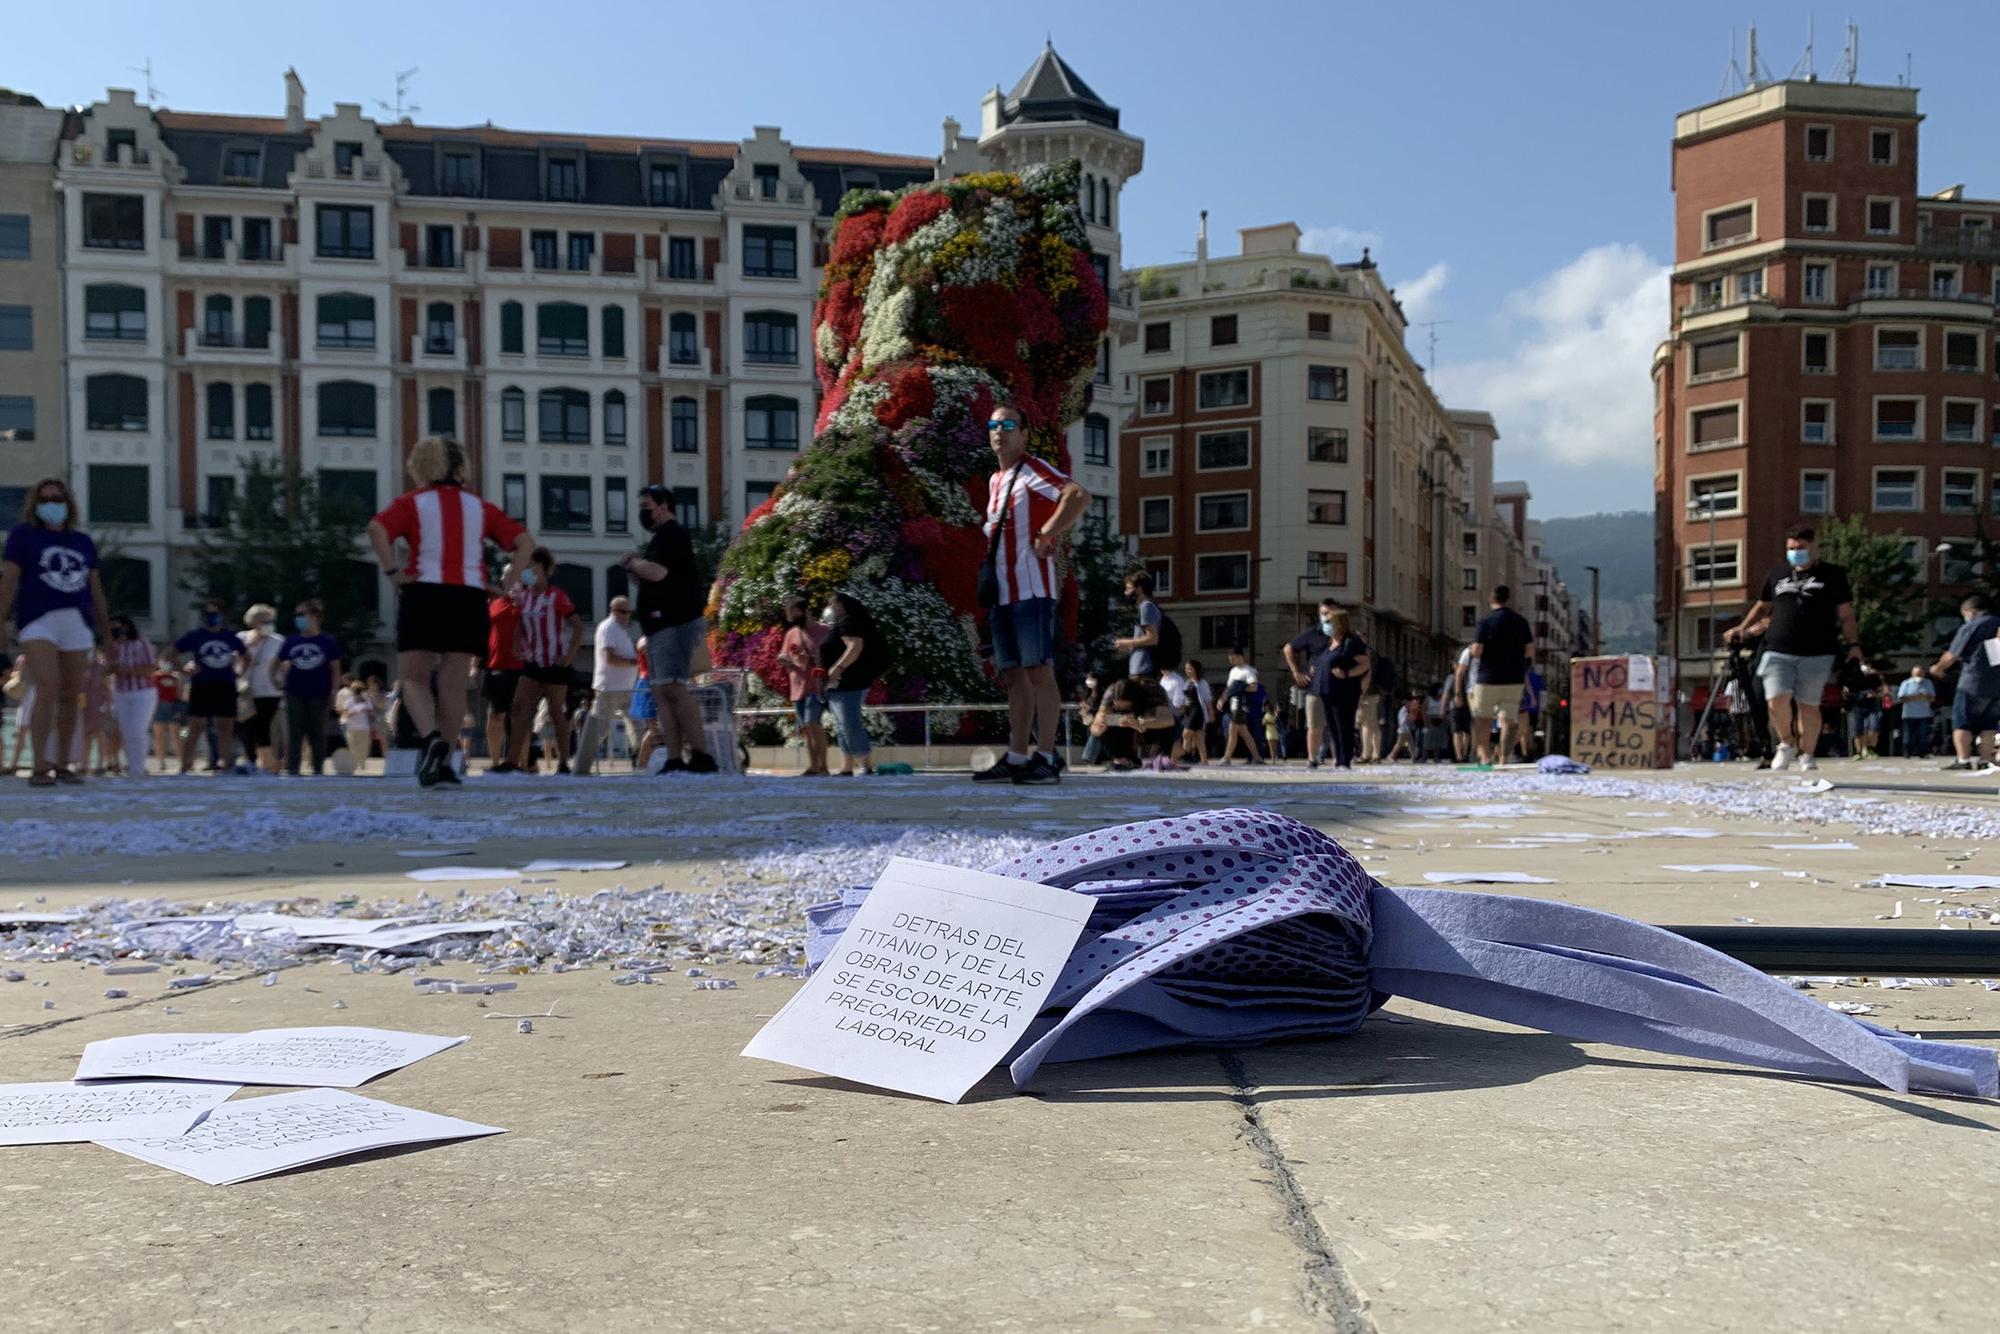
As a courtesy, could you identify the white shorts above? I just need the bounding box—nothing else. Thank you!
[19,608,94,652]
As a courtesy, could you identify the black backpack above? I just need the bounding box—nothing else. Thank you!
[1153,609,1183,674]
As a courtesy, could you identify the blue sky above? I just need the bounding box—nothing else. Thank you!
[9,1,1997,515]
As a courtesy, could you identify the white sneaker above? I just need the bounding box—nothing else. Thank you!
[1770,744,1797,772]
[1797,754,1819,773]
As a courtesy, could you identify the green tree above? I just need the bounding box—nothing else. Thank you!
[182,456,380,649]
[1957,514,2000,614]
[1817,513,1926,655]
[1069,516,1130,674]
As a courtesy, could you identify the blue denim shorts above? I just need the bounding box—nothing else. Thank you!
[990,596,1056,672]
[1757,651,1833,703]
[644,616,705,685]
[793,695,826,726]
[1953,691,2000,735]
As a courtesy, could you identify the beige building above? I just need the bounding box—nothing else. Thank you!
[0,92,66,518]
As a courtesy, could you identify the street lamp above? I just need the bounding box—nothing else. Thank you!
[1686,494,1719,675]
[1584,564,1602,656]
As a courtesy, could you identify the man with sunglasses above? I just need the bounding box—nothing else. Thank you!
[977,403,1089,785]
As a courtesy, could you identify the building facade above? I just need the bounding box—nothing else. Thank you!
[1657,77,1995,683]
[0,93,66,518]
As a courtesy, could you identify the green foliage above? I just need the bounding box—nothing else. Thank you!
[1069,518,1130,671]
[182,456,379,648]
[1818,513,1926,654]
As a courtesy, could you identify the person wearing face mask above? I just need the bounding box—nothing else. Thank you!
[173,598,247,776]
[574,595,640,776]
[1725,524,1861,773]
[1314,610,1371,771]
[0,479,112,785]
[1283,597,1343,770]
[776,594,831,776]
[275,600,342,776]
[104,614,160,777]
[1112,569,1166,682]
[1926,594,2000,771]
[508,548,585,774]
[237,603,284,774]
[481,564,525,773]
[819,589,886,776]
[621,485,716,774]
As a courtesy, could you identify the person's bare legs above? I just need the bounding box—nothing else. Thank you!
[1026,664,1059,760]
[546,686,571,766]
[398,651,439,736]
[21,643,74,776]
[1001,668,1032,756]
[1794,698,1824,758]
[509,681,542,770]
[1765,693,1796,756]
[1496,717,1518,764]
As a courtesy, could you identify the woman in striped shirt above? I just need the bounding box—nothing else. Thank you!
[507,546,584,774]
[105,614,159,777]
[367,436,535,787]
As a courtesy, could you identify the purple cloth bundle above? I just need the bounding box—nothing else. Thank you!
[804,809,1996,1100]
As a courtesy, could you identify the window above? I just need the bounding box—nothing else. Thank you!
[317,380,376,438]
[1874,398,1920,441]
[85,373,147,431]
[605,478,628,533]
[1461,605,1478,629]
[744,311,798,364]
[603,389,627,445]
[531,231,559,270]
[1144,322,1170,353]
[1691,336,1741,378]
[1801,400,1833,444]
[317,469,378,518]
[245,384,273,441]
[501,474,527,522]
[1933,266,1962,298]
[425,302,455,355]
[241,218,273,261]
[1688,473,1741,515]
[745,395,799,450]
[500,387,526,442]
[1095,338,1110,386]
[1803,195,1833,232]
[426,387,455,436]
[745,480,777,514]
[1693,277,1724,308]
[82,194,144,250]
[1140,437,1172,475]
[1800,470,1832,515]
[670,396,699,452]
[199,216,231,260]
[567,233,594,272]
[1704,203,1753,248]
[1801,331,1830,374]
[1944,400,1980,442]
[1688,543,1739,587]
[1942,469,1981,513]
[87,464,148,526]
[1308,552,1348,587]
[201,294,234,346]
[649,163,681,207]
[1805,124,1832,161]
[205,383,233,439]
[666,236,696,280]
[1197,492,1250,531]
[1210,314,1238,347]
[742,225,798,279]
[84,285,145,341]
[1802,262,1830,302]
[668,312,698,365]
[1866,263,1895,295]
[1875,329,1920,371]
[546,158,580,202]
[537,302,589,357]
[540,475,593,531]
[0,397,29,443]
[672,487,700,527]
[1734,268,1764,301]
[1195,553,1250,593]
[602,306,626,360]
[202,476,235,528]
[1082,413,1110,466]
[1873,468,1920,511]
[330,141,361,177]
[1307,489,1347,524]
[1139,497,1172,536]
[1945,331,1980,372]
[316,293,375,348]
[1867,198,1896,235]
[1308,365,1347,401]
[1869,128,1896,164]
[0,305,30,350]
[1462,531,1479,556]
[537,388,591,443]
[1307,426,1348,463]
[0,213,28,259]
[1196,429,1250,470]
[1143,377,1172,415]
[753,164,780,199]
[442,152,476,195]
[423,224,456,269]
[315,204,372,259]
[1143,558,1172,597]
[1308,312,1332,339]
[1198,614,1251,650]
[499,302,524,356]
[1689,404,1741,448]
[1462,566,1480,590]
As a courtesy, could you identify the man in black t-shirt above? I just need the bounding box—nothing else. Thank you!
[622,485,715,773]
[1282,596,1342,768]
[1725,523,1861,773]
[1467,585,1534,765]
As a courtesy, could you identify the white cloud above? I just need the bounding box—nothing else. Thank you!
[1392,261,1450,325]
[1437,243,1668,472]
[1298,223,1380,258]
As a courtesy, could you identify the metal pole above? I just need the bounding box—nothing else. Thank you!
[1666,924,2000,977]
[1585,564,1601,656]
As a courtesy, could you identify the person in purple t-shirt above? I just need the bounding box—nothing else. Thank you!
[0,479,111,787]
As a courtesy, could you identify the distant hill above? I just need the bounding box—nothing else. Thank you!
[1539,511,1654,652]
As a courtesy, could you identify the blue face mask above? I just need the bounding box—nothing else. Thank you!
[34,501,66,526]
[1786,548,1812,568]
[294,615,310,631]
[519,569,538,589]
[1319,619,1335,635]
[204,611,222,627]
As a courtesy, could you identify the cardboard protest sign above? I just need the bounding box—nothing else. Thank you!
[1568,655,1675,770]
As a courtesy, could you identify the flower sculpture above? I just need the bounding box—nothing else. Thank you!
[709,161,1109,717]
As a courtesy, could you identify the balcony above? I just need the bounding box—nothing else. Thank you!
[1847,287,1995,314]
[1918,224,2000,258]
[731,180,809,204]
[183,328,284,365]
[301,158,384,181]
[168,237,288,275]
[1676,290,1771,320]
[391,249,473,286]
[1875,347,1921,371]
[658,340,708,379]
[409,332,467,372]
[500,249,640,288]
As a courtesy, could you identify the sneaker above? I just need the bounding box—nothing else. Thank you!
[1307,760,1320,771]
[487,760,519,775]
[1797,754,1819,773]
[973,757,1020,783]
[1051,751,1067,775]
[1770,744,1797,772]
[1942,759,1974,772]
[435,761,462,786]
[1012,754,1060,785]
[659,756,688,774]
[416,733,447,788]
[684,750,718,774]
[556,762,572,775]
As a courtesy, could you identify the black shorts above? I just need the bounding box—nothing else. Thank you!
[397,582,490,657]
[243,696,281,747]
[188,679,237,719]
[522,663,571,687]
[482,668,521,714]
[1450,706,1474,733]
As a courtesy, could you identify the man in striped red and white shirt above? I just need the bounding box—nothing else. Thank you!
[368,436,536,787]
[508,546,585,773]
[978,402,1089,786]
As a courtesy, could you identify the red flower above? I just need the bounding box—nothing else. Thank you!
[831,210,886,269]
[875,365,936,428]
[1070,249,1110,328]
[884,190,953,246]
[817,278,862,349]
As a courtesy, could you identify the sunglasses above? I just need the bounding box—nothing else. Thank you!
[987,418,1019,432]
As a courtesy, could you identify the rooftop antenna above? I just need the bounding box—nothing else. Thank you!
[1835,21,1859,83]
[127,58,161,103]
[375,66,420,123]
[1901,51,1912,87]
[1414,319,1454,379]
[1721,28,1747,96]
[1787,17,1815,80]
[1747,22,1775,87]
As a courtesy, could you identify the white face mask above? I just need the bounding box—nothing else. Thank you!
[520,569,538,588]
[821,608,837,626]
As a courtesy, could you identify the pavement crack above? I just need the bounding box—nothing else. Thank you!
[1221,1051,1377,1334]
[0,973,260,1040]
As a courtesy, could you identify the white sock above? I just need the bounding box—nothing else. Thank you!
[1005,751,1029,766]
[1038,750,1057,765]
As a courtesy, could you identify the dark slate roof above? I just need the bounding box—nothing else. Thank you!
[999,42,1119,129]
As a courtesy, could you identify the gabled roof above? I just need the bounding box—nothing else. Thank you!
[999,42,1119,130]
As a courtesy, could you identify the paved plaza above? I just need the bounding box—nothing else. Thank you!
[4,761,1999,1332]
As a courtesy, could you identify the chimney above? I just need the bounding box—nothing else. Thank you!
[283,68,306,132]
[1196,210,1209,289]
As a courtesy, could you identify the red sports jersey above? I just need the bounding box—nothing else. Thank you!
[983,456,1070,605]
[372,484,525,589]
[516,586,575,667]
[487,595,524,671]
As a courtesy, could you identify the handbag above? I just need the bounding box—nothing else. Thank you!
[977,462,1024,610]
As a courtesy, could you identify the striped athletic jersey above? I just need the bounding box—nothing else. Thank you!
[982,456,1070,605]
[517,586,576,667]
[372,484,525,588]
